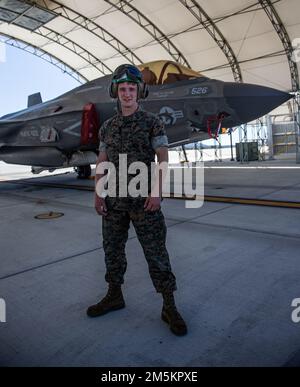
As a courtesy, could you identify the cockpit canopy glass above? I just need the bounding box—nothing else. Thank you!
[138,60,202,85]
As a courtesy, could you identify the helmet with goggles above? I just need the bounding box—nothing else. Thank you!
[109,64,149,99]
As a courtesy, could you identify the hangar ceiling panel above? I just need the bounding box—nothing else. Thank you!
[44,14,75,32]
[234,30,285,61]
[241,57,291,90]
[196,0,256,19]
[126,44,174,64]
[131,0,197,35]
[215,10,275,47]
[275,0,300,26]
[0,0,299,93]
[169,28,222,55]
[101,56,135,73]
[0,22,49,46]
[187,46,234,74]
[41,41,91,69]
[287,24,300,41]
[65,29,117,60]
[97,12,152,48]
[79,66,106,81]
[54,0,112,18]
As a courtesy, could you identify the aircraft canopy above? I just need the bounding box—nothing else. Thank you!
[139,60,203,85]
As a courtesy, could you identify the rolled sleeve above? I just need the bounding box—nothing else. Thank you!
[98,141,107,152]
[151,116,169,150]
[151,135,169,150]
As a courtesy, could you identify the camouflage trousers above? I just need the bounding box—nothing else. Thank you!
[102,207,177,293]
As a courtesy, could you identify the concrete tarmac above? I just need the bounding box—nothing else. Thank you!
[1,159,300,366]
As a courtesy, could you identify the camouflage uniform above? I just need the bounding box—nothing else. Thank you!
[98,108,177,293]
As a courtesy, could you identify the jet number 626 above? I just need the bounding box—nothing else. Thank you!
[191,87,209,95]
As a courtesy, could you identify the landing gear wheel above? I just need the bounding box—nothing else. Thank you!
[75,165,92,179]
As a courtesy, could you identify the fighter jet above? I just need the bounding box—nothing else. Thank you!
[0,60,292,178]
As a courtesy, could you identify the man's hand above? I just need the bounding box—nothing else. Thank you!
[95,195,108,216]
[144,195,161,212]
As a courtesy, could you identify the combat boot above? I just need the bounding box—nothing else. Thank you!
[87,284,125,317]
[161,291,187,336]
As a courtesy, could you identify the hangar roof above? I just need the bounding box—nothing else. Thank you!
[0,0,299,93]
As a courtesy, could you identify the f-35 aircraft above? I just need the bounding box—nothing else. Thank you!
[0,60,292,178]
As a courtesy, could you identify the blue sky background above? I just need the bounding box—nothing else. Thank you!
[0,44,81,117]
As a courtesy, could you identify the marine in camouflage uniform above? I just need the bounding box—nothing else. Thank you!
[100,109,177,293]
[87,64,187,336]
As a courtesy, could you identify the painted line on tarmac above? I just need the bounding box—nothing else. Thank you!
[3,180,300,209]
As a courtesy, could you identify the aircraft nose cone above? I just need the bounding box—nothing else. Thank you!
[224,83,292,123]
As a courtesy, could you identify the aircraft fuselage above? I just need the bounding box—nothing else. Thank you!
[0,68,291,168]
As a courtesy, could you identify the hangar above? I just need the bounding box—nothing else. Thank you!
[1,0,299,89]
[1,0,300,367]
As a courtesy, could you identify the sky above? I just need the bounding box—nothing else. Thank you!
[0,43,81,117]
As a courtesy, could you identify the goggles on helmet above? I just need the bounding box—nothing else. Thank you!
[112,64,143,84]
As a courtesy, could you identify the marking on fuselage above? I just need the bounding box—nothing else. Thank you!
[20,130,39,137]
[63,121,81,137]
[159,107,184,125]
[152,90,175,98]
[190,86,210,96]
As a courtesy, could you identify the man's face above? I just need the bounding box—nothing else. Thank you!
[117,82,138,109]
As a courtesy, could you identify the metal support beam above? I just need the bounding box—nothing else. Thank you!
[294,93,300,164]
[1,2,114,77]
[259,0,299,91]
[104,0,190,67]
[178,0,243,82]
[0,33,86,83]
[36,0,142,65]
[266,115,274,160]
[3,0,143,79]
[35,24,112,76]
